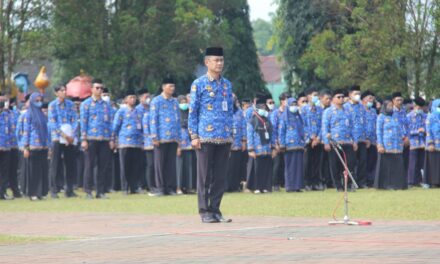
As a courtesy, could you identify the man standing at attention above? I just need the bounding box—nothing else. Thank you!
[189,47,234,223]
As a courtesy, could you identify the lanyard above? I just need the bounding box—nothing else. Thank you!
[254,111,268,131]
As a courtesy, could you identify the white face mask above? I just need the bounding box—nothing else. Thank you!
[102,95,110,103]
[289,106,299,113]
[257,109,269,118]
[144,97,151,105]
[353,94,361,102]
[267,104,275,111]
[4,101,9,109]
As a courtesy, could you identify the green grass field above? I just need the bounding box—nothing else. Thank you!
[2,188,440,221]
[0,234,69,245]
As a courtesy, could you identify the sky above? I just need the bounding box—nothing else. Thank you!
[248,0,278,21]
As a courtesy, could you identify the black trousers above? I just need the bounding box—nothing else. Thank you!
[196,143,231,217]
[18,151,28,195]
[0,150,11,195]
[255,155,273,191]
[328,144,356,189]
[246,157,256,190]
[145,150,155,190]
[28,150,49,197]
[226,150,246,192]
[8,148,20,194]
[154,142,178,194]
[75,147,84,188]
[320,148,332,187]
[84,140,111,195]
[304,143,322,187]
[366,145,378,187]
[355,142,368,187]
[49,142,76,195]
[272,152,285,187]
[177,150,197,191]
[119,148,142,193]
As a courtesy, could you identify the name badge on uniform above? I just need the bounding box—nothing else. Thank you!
[137,123,142,130]
[222,100,228,111]
[233,128,237,135]
[5,126,8,134]
[104,114,109,122]
[265,131,270,140]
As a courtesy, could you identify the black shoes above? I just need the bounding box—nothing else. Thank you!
[65,192,78,198]
[213,213,232,223]
[201,215,219,223]
[96,193,108,199]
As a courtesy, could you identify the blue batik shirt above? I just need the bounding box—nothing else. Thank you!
[364,107,378,145]
[150,94,181,143]
[247,112,275,156]
[22,112,50,149]
[231,108,246,151]
[394,107,409,137]
[0,110,12,150]
[407,110,427,150]
[80,96,113,141]
[301,104,323,143]
[343,101,366,142]
[426,99,440,151]
[15,110,27,149]
[376,113,404,153]
[321,105,353,145]
[48,98,78,142]
[279,110,306,151]
[142,111,153,150]
[269,108,284,145]
[188,74,234,144]
[112,106,143,148]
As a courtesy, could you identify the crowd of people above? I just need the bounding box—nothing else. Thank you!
[0,49,439,210]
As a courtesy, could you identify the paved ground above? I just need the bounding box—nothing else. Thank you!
[0,212,439,263]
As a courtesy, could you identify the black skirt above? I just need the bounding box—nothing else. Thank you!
[424,151,440,186]
[27,149,49,197]
[374,153,407,190]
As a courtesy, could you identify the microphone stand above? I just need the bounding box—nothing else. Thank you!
[327,140,364,226]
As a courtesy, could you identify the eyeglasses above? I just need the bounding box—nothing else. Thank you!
[335,95,344,99]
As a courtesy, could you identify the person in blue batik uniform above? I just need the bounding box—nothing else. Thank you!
[360,90,378,187]
[0,93,13,200]
[322,89,357,191]
[391,92,410,173]
[176,95,197,194]
[247,95,276,194]
[270,92,290,192]
[302,88,324,191]
[142,94,155,191]
[279,98,306,192]
[226,95,247,192]
[135,88,151,190]
[5,97,22,198]
[112,89,143,194]
[80,79,114,199]
[344,85,369,188]
[16,94,31,196]
[425,99,440,187]
[22,93,50,201]
[375,100,407,190]
[149,77,181,196]
[406,97,427,187]
[188,47,233,223]
[48,84,79,198]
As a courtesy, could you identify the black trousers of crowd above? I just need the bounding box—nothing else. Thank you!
[84,140,112,195]
[226,150,247,192]
[304,143,323,188]
[154,142,177,194]
[0,150,10,196]
[49,142,76,196]
[196,143,231,217]
[145,150,155,190]
[272,152,285,188]
[119,148,142,193]
[328,144,356,190]
[355,142,368,188]
[28,150,49,198]
[177,150,197,192]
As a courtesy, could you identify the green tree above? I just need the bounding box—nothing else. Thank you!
[252,18,275,56]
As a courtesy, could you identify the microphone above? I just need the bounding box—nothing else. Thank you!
[328,137,343,150]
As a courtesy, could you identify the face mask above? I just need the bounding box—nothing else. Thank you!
[415,109,423,114]
[4,101,9,109]
[267,104,275,111]
[353,95,361,102]
[257,109,268,118]
[179,103,188,111]
[315,100,321,107]
[289,106,299,113]
[367,102,374,108]
[34,102,43,108]
[144,98,151,105]
[102,95,110,103]
[312,96,319,104]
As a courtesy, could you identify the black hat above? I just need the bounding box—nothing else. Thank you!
[413,97,426,107]
[71,97,81,102]
[102,87,109,93]
[332,89,346,97]
[137,88,149,95]
[361,90,374,100]
[348,85,361,92]
[255,93,268,105]
[392,92,403,99]
[205,47,223,56]
[162,76,175,85]
[297,91,306,98]
[403,98,413,105]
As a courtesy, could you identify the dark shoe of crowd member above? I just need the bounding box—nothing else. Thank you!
[65,192,78,198]
[213,213,232,223]
[96,193,108,199]
[201,215,220,223]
